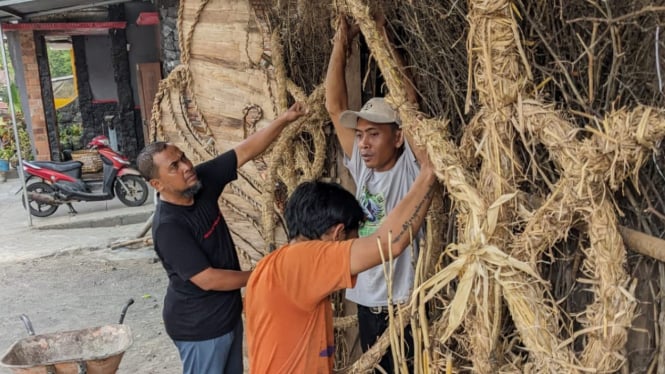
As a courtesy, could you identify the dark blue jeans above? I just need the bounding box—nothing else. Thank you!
[357,305,414,374]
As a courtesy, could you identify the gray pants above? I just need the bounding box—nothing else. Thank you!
[173,320,243,374]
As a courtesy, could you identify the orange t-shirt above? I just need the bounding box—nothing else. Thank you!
[245,240,356,374]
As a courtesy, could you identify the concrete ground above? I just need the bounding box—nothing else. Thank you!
[0,173,155,263]
[0,173,262,373]
[0,174,180,374]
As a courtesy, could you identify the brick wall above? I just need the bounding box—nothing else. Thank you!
[19,30,50,161]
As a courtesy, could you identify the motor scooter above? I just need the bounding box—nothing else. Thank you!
[21,135,149,217]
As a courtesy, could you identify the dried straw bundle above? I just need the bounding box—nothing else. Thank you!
[343,0,578,371]
[152,0,665,371]
[518,103,665,372]
[261,84,329,249]
[338,0,665,371]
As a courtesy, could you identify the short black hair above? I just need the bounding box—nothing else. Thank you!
[285,181,365,240]
[136,141,169,181]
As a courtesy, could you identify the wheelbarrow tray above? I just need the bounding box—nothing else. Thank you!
[0,324,132,374]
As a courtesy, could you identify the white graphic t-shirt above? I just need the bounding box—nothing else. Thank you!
[344,138,420,307]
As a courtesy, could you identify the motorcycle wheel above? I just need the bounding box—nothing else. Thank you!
[24,182,59,217]
[115,175,149,207]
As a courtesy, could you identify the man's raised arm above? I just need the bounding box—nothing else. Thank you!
[325,17,359,158]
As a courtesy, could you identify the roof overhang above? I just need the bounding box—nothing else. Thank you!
[0,0,132,22]
[2,21,126,35]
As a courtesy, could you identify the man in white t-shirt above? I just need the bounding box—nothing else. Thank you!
[325,15,424,373]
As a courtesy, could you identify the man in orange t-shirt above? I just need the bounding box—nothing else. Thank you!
[246,160,435,373]
[247,240,355,373]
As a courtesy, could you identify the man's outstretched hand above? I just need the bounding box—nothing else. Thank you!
[281,102,308,123]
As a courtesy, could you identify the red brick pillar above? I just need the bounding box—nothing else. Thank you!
[18,30,50,161]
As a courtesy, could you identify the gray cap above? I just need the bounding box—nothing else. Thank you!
[339,97,401,128]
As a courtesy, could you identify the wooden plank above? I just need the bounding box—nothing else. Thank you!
[181,0,264,64]
[347,41,362,111]
[189,59,275,143]
[136,62,162,144]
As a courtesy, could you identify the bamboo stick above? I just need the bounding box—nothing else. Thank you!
[618,225,665,262]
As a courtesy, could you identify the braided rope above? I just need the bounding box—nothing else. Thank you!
[179,0,211,65]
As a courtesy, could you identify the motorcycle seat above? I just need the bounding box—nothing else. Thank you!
[31,161,83,173]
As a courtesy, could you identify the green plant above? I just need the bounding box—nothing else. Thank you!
[0,122,12,160]
[17,124,32,161]
[0,144,14,160]
[59,122,83,150]
[47,47,73,78]
[0,118,32,161]
[10,82,22,113]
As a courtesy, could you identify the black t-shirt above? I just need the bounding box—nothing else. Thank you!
[152,150,242,341]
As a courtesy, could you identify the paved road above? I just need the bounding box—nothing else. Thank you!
[0,175,155,263]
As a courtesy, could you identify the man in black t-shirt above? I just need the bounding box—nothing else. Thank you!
[137,102,306,374]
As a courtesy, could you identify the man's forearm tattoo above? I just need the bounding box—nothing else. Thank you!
[391,182,436,244]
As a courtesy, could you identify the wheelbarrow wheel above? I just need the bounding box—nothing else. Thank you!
[23,182,58,217]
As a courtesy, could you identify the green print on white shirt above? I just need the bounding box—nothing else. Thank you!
[358,185,386,237]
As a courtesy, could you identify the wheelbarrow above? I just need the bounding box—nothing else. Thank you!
[0,299,134,374]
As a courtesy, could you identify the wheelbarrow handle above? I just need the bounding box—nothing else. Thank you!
[119,298,135,324]
[19,314,35,336]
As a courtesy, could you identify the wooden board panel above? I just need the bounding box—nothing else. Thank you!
[189,58,276,143]
[181,0,264,65]
[136,62,162,143]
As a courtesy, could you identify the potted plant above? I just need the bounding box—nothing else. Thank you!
[0,145,13,183]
